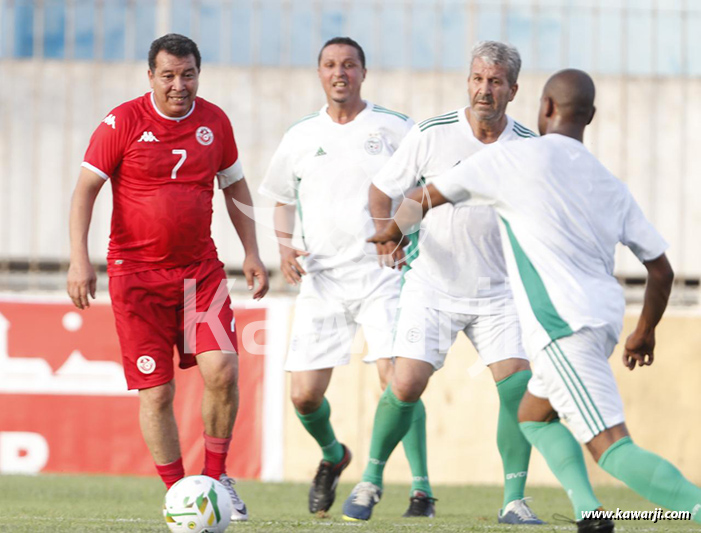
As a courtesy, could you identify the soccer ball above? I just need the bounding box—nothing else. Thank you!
[163,475,232,533]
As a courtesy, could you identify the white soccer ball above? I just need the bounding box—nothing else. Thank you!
[163,475,232,533]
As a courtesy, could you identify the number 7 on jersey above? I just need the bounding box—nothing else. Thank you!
[171,149,187,179]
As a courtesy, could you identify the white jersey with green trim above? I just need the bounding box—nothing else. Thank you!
[259,101,414,275]
[372,107,536,313]
[433,133,668,355]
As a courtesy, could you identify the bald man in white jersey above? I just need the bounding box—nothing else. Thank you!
[259,37,429,517]
[370,69,701,533]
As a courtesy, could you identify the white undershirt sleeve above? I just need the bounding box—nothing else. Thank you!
[217,159,245,189]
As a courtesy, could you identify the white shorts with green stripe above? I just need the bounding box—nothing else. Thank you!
[528,326,625,443]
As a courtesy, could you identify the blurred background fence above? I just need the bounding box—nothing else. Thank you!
[1,0,700,293]
[1,0,700,485]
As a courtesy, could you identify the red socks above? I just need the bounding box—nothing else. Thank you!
[155,434,231,487]
[203,433,232,480]
[156,457,185,489]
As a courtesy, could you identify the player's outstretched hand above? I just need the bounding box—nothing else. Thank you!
[368,223,403,247]
[374,240,406,269]
[279,245,309,286]
[67,258,97,310]
[243,254,269,300]
[622,327,655,370]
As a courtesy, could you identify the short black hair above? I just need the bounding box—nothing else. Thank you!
[318,37,366,69]
[148,33,201,72]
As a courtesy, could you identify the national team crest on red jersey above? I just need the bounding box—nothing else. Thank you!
[196,126,214,146]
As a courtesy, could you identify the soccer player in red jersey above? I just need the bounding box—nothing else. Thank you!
[66,34,268,521]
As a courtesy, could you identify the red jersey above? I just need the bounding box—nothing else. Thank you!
[82,92,243,276]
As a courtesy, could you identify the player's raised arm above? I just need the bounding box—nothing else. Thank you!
[367,184,449,245]
[622,253,674,371]
[222,179,269,299]
[67,167,106,309]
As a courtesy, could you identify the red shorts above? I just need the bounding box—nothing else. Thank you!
[109,259,239,390]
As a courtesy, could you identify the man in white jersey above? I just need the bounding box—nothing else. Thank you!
[370,69,701,533]
[342,41,542,524]
[259,37,428,517]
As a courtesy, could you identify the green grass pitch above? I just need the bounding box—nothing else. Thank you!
[0,475,697,532]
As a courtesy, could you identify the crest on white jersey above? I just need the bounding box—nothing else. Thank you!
[406,327,423,343]
[364,135,382,155]
[137,355,156,374]
[137,131,159,142]
[103,114,116,129]
[196,126,214,146]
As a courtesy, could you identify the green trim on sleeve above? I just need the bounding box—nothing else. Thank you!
[418,111,459,129]
[420,119,459,132]
[372,104,410,121]
[513,121,537,138]
[287,112,319,131]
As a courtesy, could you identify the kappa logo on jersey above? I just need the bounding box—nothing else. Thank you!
[103,114,116,129]
[196,126,214,146]
[364,136,382,155]
[136,355,156,375]
[315,147,327,157]
[137,131,160,142]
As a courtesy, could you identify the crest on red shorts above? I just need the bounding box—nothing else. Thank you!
[137,355,156,374]
[196,126,214,146]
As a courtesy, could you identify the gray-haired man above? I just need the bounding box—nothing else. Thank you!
[342,41,543,523]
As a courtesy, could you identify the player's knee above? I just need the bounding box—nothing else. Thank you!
[517,394,540,423]
[139,382,175,414]
[376,360,393,391]
[391,377,424,403]
[201,355,238,392]
[517,392,558,424]
[517,402,530,424]
[290,389,324,414]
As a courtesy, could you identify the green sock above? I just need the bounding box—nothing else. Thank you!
[295,397,344,464]
[496,370,532,508]
[401,399,433,497]
[599,437,701,523]
[521,420,601,520]
[362,386,417,489]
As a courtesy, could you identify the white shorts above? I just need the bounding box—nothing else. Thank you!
[285,267,400,372]
[392,290,528,370]
[528,327,625,443]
